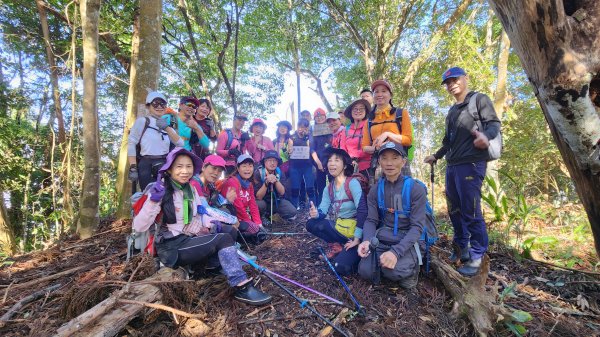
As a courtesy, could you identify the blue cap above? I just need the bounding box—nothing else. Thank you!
[441,67,466,84]
[377,142,407,157]
[236,153,254,166]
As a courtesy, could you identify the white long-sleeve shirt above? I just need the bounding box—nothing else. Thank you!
[127,116,184,157]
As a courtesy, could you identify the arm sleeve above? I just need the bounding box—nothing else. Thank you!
[477,94,501,140]
[197,134,210,148]
[362,185,379,241]
[132,195,161,232]
[216,131,229,157]
[390,183,426,258]
[361,121,372,148]
[246,139,256,157]
[354,193,368,239]
[434,115,451,160]
[317,185,331,216]
[309,134,316,154]
[400,109,413,147]
[127,118,145,157]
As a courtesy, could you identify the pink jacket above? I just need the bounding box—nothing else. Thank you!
[220,176,261,231]
[132,189,214,237]
[344,120,372,171]
[216,129,245,167]
[246,136,274,163]
[331,126,347,150]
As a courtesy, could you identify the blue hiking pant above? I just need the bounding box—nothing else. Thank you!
[306,218,361,276]
[289,163,316,208]
[446,161,488,260]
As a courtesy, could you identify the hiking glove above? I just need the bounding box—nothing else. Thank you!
[128,165,138,181]
[228,148,242,158]
[155,118,169,131]
[149,180,165,202]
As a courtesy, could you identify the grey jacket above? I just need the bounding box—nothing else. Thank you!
[363,176,426,258]
[434,91,501,165]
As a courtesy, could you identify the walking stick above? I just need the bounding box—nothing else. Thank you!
[237,250,344,306]
[237,250,350,337]
[270,184,274,230]
[430,162,435,213]
[318,247,365,315]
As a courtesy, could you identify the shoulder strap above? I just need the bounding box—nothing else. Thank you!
[394,107,403,133]
[343,177,352,201]
[225,129,234,150]
[401,177,415,218]
[275,167,281,179]
[139,117,151,141]
[367,119,373,143]
[467,93,483,130]
[259,167,266,184]
[377,177,386,219]
[328,181,334,201]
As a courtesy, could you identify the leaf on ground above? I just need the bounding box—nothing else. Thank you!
[511,310,532,323]
[577,294,590,311]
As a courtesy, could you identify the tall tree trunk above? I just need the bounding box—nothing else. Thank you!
[0,44,6,118]
[115,0,163,218]
[77,0,101,239]
[0,195,16,255]
[488,0,600,257]
[36,0,66,144]
[488,30,511,184]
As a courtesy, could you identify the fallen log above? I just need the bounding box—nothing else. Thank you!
[0,284,62,327]
[430,250,513,337]
[54,267,189,337]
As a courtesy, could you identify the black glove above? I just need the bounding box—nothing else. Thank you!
[228,148,242,158]
[240,132,250,142]
[155,118,169,131]
[128,164,139,181]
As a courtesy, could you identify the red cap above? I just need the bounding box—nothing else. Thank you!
[250,118,267,131]
[370,79,393,94]
[203,154,226,169]
[314,107,327,118]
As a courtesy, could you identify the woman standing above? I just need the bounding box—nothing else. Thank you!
[190,98,218,160]
[273,120,293,176]
[132,148,271,305]
[362,79,413,175]
[246,118,274,163]
[343,99,372,178]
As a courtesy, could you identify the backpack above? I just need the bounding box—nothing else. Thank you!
[367,107,413,158]
[468,93,502,161]
[127,183,161,260]
[134,117,151,164]
[376,176,438,272]
[327,173,370,205]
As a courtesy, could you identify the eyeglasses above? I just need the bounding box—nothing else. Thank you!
[151,101,167,108]
[184,102,197,109]
[352,107,366,112]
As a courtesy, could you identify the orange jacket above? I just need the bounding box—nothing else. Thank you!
[361,106,412,148]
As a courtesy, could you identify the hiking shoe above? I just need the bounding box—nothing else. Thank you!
[319,242,343,260]
[457,258,482,277]
[449,246,470,263]
[234,282,272,306]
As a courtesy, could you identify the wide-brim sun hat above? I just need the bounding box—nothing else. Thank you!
[261,150,283,167]
[344,99,371,122]
[276,120,292,131]
[159,147,203,177]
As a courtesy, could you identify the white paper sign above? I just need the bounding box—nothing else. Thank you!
[290,145,310,159]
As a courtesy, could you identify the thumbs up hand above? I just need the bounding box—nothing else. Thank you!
[309,201,318,219]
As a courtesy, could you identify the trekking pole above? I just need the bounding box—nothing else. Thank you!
[318,247,365,315]
[369,238,381,285]
[237,250,350,337]
[430,162,435,214]
[237,250,345,306]
[264,232,311,236]
[270,185,274,230]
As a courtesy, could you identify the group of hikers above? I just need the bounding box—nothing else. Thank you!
[128,67,502,306]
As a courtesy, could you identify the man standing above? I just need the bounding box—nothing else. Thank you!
[360,88,374,106]
[424,67,501,276]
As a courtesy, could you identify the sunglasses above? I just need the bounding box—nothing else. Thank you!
[151,101,167,108]
[184,102,197,109]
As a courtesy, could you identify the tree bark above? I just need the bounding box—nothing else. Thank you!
[0,195,16,255]
[77,0,101,238]
[488,0,600,256]
[36,0,66,145]
[115,0,163,219]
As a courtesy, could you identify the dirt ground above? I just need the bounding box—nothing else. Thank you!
[1,213,599,337]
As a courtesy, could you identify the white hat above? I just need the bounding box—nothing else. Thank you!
[326,111,339,121]
[146,91,167,104]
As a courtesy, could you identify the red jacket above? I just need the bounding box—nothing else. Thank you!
[219,176,262,227]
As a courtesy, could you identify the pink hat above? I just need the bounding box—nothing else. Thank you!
[314,107,327,118]
[370,79,393,94]
[250,118,267,132]
[203,154,226,169]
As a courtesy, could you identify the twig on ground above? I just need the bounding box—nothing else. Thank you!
[0,283,62,326]
[118,299,204,319]
[238,314,313,325]
[526,258,600,276]
[2,281,14,304]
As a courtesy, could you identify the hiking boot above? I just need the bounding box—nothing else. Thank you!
[457,258,482,277]
[233,282,272,306]
[319,242,343,260]
[449,246,470,263]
